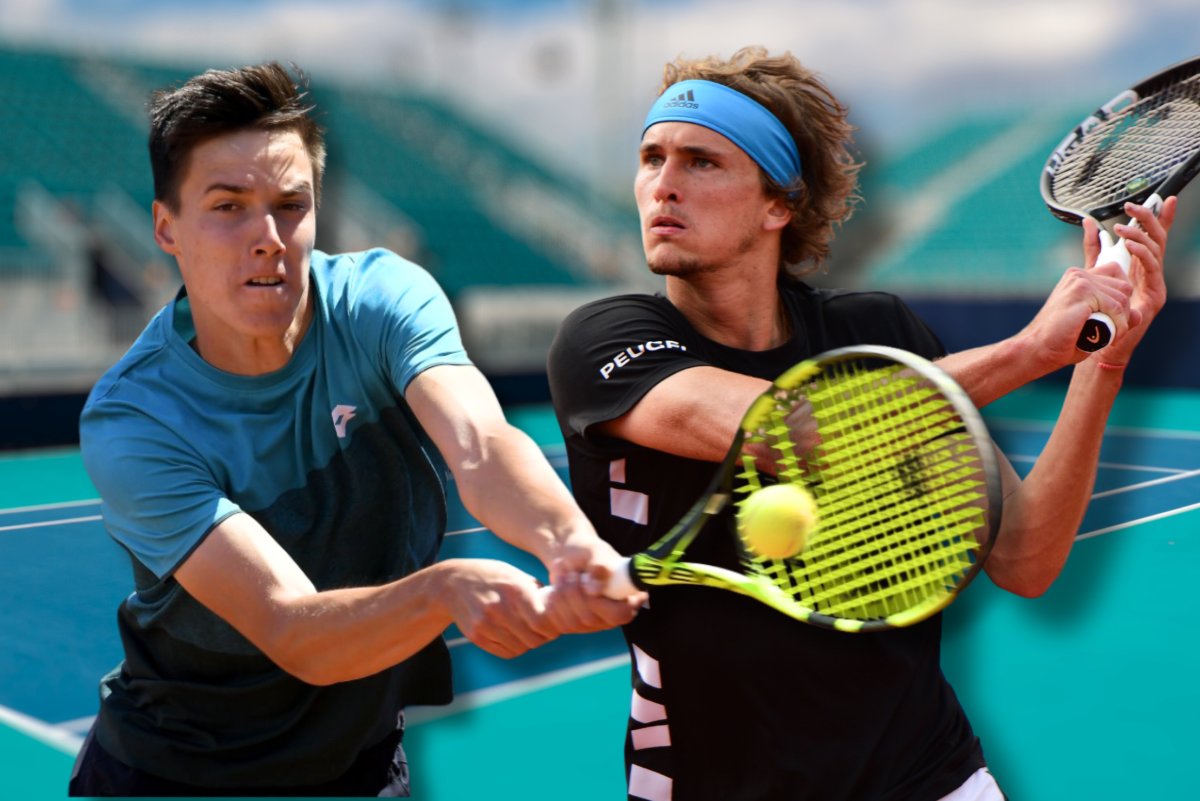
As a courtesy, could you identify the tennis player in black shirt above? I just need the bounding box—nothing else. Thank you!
[547,46,1177,801]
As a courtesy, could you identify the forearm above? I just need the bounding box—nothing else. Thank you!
[985,360,1124,595]
[602,366,770,463]
[262,563,458,685]
[452,424,592,565]
[174,518,472,687]
[936,335,1063,409]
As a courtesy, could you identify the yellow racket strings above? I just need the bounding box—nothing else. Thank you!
[739,361,989,624]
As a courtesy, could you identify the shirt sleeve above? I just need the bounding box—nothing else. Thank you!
[80,394,241,580]
[547,296,709,440]
[346,249,473,393]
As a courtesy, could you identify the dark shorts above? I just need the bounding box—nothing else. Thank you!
[68,723,410,797]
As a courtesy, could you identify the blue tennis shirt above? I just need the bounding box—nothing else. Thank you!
[79,248,472,788]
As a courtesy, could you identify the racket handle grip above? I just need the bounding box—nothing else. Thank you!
[1077,312,1115,352]
[600,557,638,600]
[1096,229,1131,275]
[1076,229,1129,352]
[1076,192,1165,352]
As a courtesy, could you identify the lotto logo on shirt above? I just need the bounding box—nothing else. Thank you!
[599,340,687,379]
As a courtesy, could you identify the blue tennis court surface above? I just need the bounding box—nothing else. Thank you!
[2,388,1198,800]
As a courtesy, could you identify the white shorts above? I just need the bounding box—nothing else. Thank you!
[937,767,1005,801]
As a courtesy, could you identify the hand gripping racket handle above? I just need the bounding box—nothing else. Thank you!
[1077,193,1164,352]
[536,556,639,607]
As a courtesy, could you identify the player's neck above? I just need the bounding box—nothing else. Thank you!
[666,272,789,351]
[190,294,315,376]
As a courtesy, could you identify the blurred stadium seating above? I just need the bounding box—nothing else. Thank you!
[1,42,1197,447]
[0,44,648,397]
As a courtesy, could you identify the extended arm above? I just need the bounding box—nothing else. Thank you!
[405,363,641,629]
[174,512,556,684]
[944,200,1175,595]
[172,364,638,685]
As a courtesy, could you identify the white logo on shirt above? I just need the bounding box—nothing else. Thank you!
[599,340,687,380]
[331,404,357,438]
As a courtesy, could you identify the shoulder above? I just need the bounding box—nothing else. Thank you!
[558,293,678,336]
[82,309,178,426]
[785,282,913,315]
[312,248,442,307]
[552,292,684,356]
[312,249,459,349]
[784,283,943,358]
[562,292,674,322]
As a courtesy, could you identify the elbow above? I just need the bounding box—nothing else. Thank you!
[281,660,343,687]
[987,561,1059,599]
[269,646,343,687]
[1001,578,1052,600]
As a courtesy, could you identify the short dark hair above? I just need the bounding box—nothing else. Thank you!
[657,47,863,277]
[148,62,327,210]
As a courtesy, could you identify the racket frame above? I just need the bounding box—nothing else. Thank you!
[609,345,1003,633]
[1040,56,1200,351]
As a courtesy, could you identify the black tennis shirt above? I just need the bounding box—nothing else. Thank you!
[547,282,987,801]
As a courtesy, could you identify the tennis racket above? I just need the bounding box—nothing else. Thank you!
[1041,55,1200,352]
[600,345,1002,633]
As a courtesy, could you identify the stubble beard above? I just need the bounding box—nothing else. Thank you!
[645,228,761,278]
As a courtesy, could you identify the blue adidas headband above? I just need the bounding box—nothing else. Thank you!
[642,79,802,188]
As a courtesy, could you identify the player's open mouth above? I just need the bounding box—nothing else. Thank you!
[246,277,284,286]
[650,215,685,233]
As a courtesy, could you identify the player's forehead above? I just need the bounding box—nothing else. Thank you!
[180,129,313,193]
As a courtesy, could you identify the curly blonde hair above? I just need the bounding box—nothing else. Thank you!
[657,46,863,277]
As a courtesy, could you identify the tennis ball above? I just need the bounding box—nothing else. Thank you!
[737,483,818,560]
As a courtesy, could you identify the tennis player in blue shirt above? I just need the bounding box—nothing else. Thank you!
[69,61,638,797]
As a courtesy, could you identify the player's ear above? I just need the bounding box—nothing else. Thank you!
[153,200,179,255]
[764,198,792,232]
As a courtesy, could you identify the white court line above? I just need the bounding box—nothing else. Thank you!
[34,648,627,742]
[56,716,97,736]
[0,703,83,756]
[0,515,101,533]
[1091,468,1200,500]
[1006,454,1187,475]
[988,417,1200,441]
[1078,502,1200,541]
[0,498,100,516]
[47,653,635,741]
[1,519,486,536]
[0,518,485,537]
[406,653,630,725]
[1005,456,1200,533]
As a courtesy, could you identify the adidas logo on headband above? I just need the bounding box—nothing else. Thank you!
[663,89,698,109]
